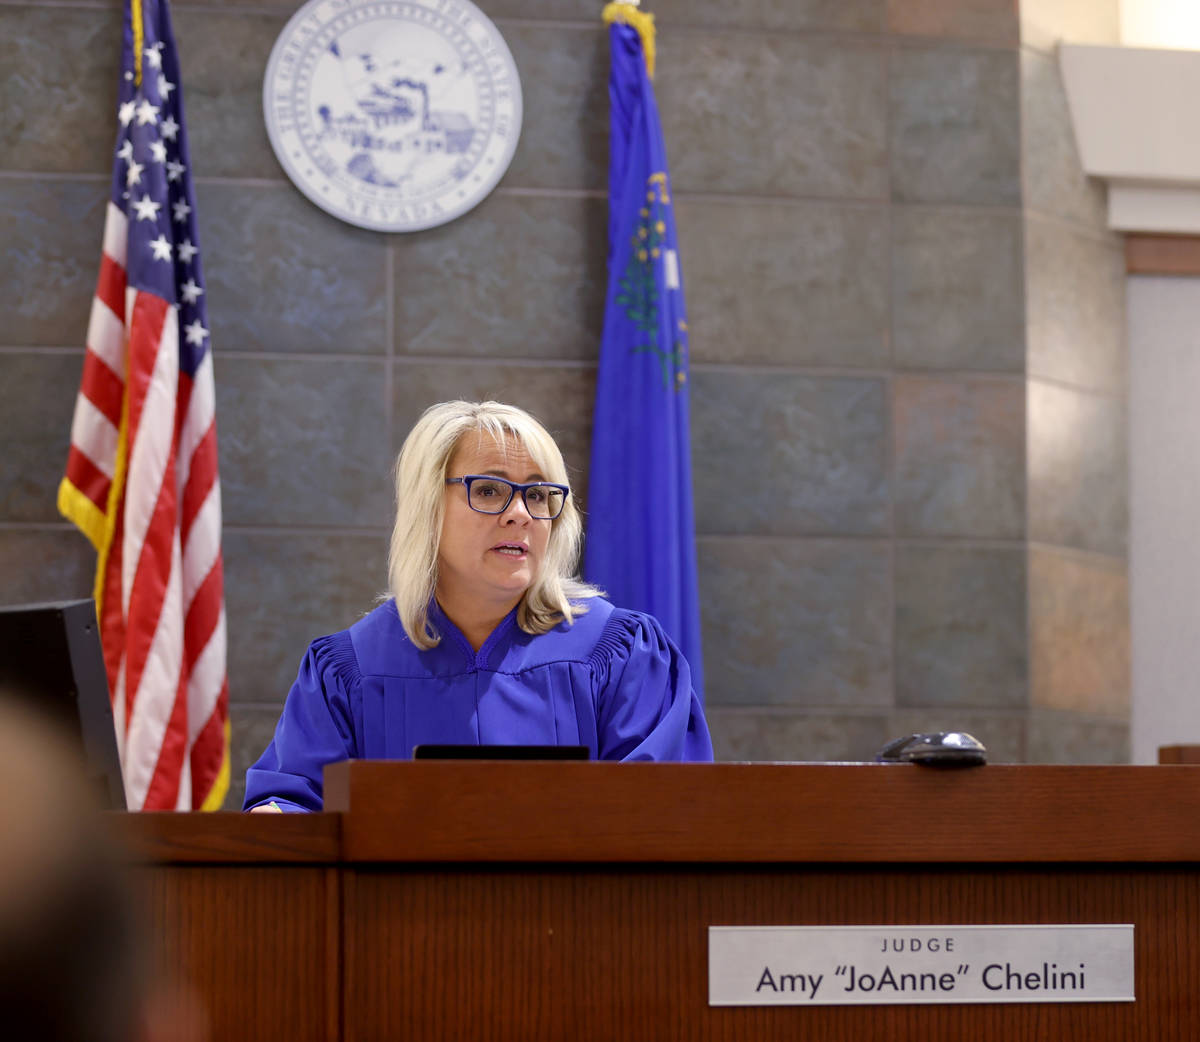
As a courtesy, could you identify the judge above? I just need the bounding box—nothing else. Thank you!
[245,400,712,812]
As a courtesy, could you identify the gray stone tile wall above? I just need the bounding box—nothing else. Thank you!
[889,47,1021,207]
[466,0,889,33]
[0,0,1129,804]
[1027,379,1127,558]
[503,25,610,192]
[681,200,890,368]
[890,207,1025,372]
[172,9,289,180]
[197,184,390,356]
[223,530,387,706]
[894,544,1028,709]
[0,181,112,347]
[0,353,89,523]
[1028,546,1129,718]
[391,193,608,360]
[1026,708,1129,764]
[659,33,889,200]
[0,5,121,175]
[706,707,891,763]
[698,538,891,709]
[886,0,1018,43]
[0,528,95,605]
[1019,0,1128,758]
[892,375,1025,539]
[1024,217,1125,394]
[1020,49,1109,234]
[691,372,889,538]
[215,356,393,528]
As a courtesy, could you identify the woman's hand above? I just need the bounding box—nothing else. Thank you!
[249,802,283,813]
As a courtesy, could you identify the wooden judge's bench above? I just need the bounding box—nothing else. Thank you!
[116,763,1200,1041]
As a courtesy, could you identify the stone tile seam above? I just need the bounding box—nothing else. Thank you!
[2,352,596,368]
[0,173,1038,218]
[892,200,1024,219]
[704,706,891,717]
[1019,39,1062,62]
[0,521,390,537]
[223,524,387,536]
[893,537,1030,550]
[675,191,891,208]
[0,171,107,183]
[707,706,1032,719]
[0,172,903,210]
[695,535,1029,550]
[384,242,395,457]
[882,179,898,716]
[0,1,1020,55]
[492,19,1020,56]
[0,350,1043,382]
[497,187,606,199]
[694,363,1027,381]
[1027,540,1128,569]
[696,533,892,546]
[214,185,898,208]
[1014,10,1032,286]
[1024,208,1125,249]
[1027,707,1134,725]
[393,355,595,369]
[1021,181,1036,727]
[1026,372,1128,401]
[1015,0,1052,740]
[881,37,897,723]
[881,14,902,726]
[218,352,386,364]
[0,2,1027,68]
[702,549,1114,577]
[891,366,1028,380]
[0,0,115,8]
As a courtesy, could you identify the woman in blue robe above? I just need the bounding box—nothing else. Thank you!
[245,400,712,811]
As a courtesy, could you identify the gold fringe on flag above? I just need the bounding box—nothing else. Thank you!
[132,0,145,87]
[601,2,656,79]
[200,718,232,811]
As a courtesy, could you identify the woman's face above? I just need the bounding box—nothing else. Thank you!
[436,432,553,614]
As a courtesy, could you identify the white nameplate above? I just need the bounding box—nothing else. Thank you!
[709,925,1134,1006]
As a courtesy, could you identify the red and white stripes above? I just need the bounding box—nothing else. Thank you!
[60,200,229,811]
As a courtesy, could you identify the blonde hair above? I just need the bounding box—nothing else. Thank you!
[388,401,601,648]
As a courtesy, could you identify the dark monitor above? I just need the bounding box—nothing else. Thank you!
[413,744,589,761]
[0,599,126,809]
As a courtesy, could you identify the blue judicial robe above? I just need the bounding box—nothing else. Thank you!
[244,597,713,811]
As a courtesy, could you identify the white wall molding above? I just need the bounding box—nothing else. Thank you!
[1061,43,1200,232]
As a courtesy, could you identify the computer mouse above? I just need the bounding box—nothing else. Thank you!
[875,731,987,767]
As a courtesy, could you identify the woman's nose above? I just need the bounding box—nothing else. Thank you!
[500,491,532,523]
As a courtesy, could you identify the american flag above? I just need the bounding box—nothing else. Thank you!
[58,0,229,811]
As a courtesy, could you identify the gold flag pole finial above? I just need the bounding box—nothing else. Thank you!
[602,0,656,79]
[132,0,145,87]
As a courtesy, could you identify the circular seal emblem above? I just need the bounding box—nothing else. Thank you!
[263,0,522,233]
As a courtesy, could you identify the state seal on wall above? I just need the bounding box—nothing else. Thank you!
[263,0,522,233]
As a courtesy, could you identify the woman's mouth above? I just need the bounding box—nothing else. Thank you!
[491,543,528,557]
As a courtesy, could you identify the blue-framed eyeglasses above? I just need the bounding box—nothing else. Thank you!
[446,475,570,519]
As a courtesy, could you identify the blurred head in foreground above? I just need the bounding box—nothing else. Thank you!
[0,693,144,1042]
